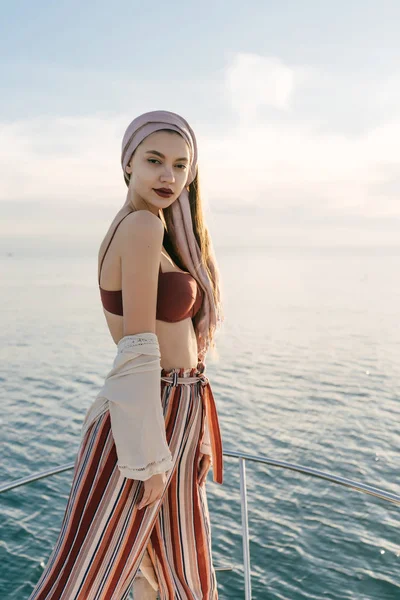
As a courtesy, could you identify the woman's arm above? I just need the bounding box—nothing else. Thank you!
[103,210,173,481]
[120,210,163,337]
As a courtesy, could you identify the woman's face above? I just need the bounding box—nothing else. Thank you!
[126,130,191,209]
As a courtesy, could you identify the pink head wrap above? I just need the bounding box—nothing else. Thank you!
[121,110,220,363]
[121,110,198,188]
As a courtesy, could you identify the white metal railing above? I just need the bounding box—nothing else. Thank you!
[226,450,400,600]
[2,450,400,600]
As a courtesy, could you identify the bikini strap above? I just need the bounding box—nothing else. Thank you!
[98,210,133,286]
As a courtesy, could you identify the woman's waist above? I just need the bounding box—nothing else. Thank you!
[106,315,198,366]
[157,318,199,371]
[161,363,206,382]
[81,366,208,437]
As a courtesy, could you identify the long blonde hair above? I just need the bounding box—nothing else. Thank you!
[160,148,224,363]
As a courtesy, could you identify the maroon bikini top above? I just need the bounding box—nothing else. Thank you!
[98,213,203,323]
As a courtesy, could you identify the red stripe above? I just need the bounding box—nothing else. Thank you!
[36,414,111,597]
[193,443,211,596]
[203,384,224,484]
[52,415,117,596]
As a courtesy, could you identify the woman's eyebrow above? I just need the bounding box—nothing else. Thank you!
[145,150,189,162]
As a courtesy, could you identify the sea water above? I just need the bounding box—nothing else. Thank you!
[1,244,399,599]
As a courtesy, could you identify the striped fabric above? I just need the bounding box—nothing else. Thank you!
[28,367,220,600]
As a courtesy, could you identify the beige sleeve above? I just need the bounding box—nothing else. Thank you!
[98,332,173,481]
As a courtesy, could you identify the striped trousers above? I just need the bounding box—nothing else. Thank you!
[28,366,219,600]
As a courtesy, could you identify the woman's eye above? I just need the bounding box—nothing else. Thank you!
[147,159,186,169]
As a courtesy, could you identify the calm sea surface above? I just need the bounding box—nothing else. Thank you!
[1,245,399,599]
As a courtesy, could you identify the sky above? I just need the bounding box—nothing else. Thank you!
[1,0,400,253]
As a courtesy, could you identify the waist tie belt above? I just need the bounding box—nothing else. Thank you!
[161,372,223,484]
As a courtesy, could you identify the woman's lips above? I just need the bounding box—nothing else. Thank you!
[154,189,173,198]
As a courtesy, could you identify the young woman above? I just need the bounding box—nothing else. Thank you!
[28,110,225,600]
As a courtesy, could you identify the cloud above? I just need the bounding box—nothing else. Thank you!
[1,52,400,247]
[199,52,400,222]
[0,115,127,204]
[224,53,300,120]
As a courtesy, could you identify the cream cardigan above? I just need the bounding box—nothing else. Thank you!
[80,333,215,482]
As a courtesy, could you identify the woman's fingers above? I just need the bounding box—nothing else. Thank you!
[140,456,210,507]
[140,485,165,509]
[197,454,211,486]
[139,495,154,510]
[138,490,155,510]
[137,472,166,509]
[138,496,148,510]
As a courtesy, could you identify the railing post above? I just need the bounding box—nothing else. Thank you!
[239,457,252,600]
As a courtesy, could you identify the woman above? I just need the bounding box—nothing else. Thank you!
[28,110,224,600]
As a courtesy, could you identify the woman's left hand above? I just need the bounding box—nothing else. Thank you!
[197,453,212,486]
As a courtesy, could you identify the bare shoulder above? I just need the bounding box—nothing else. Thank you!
[118,209,164,245]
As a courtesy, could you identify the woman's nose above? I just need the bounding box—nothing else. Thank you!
[161,169,175,182]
